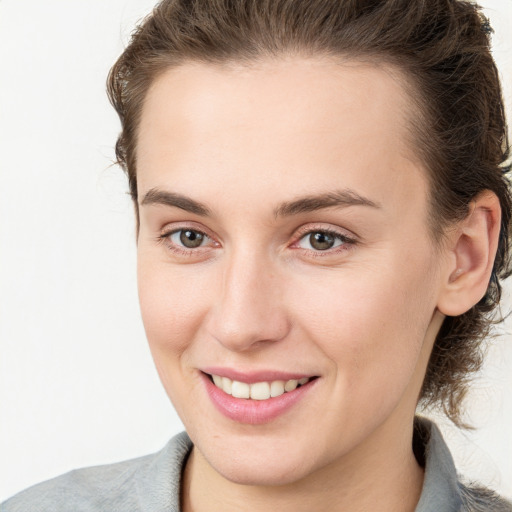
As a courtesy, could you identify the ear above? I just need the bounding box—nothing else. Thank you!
[437,191,501,317]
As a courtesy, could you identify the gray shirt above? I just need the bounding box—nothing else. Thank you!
[2,419,511,511]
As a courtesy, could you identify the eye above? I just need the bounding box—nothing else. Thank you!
[297,230,348,251]
[169,229,210,249]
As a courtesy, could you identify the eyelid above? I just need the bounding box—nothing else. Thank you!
[290,223,358,254]
[156,221,357,258]
[292,223,358,242]
[168,229,211,248]
[159,221,217,241]
[158,222,221,255]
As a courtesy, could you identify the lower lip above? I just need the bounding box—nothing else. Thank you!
[201,373,317,425]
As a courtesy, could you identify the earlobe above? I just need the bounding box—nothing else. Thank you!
[437,191,501,317]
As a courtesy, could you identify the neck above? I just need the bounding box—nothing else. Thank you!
[181,414,424,512]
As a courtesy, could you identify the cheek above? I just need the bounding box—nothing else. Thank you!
[136,255,216,426]
[137,255,211,360]
[289,257,438,393]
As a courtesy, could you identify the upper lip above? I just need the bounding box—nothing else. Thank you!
[201,367,317,384]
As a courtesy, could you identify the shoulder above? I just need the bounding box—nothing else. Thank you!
[1,455,152,512]
[415,417,512,512]
[1,432,193,512]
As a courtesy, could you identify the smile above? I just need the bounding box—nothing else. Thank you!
[210,374,312,400]
[201,371,319,424]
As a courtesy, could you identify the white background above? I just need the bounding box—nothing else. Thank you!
[0,0,511,502]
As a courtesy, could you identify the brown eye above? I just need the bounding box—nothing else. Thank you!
[309,232,335,250]
[180,230,205,248]
[169,229,208,248]
[297,230,348,252]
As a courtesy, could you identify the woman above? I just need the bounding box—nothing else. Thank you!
[2,0,511,510]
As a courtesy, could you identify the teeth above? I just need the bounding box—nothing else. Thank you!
[270,380,285,397]
[211,374,312,400]
[250,382,270,400]
[231,381,250,399]
[222,377,232,395]
[284,379,298,392]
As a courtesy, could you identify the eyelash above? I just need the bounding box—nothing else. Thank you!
[291,226,356,257]
[157,224,357,258]
[157,226,217,257]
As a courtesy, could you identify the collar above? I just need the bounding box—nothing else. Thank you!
[414,416,463,511]
[134,418,465,512]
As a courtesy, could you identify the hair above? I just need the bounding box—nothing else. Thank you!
[107,0,511,426]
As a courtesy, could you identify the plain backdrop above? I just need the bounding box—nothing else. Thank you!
[0,0,511,502]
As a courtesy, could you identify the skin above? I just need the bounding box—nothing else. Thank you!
[135,57,499,511]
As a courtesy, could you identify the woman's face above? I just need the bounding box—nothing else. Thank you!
[136,57,446,485]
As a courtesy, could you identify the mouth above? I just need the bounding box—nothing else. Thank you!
[200,371,320,425]
[200,370,319,424]
[207,373,316,400]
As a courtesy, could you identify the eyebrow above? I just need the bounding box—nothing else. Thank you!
[273,190,381,218]
[141,188,211,216]
[140,187,380,218]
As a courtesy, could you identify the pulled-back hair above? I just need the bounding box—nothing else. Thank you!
[107,0,511,426]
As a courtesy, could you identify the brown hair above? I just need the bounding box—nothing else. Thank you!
[107,0,511,426]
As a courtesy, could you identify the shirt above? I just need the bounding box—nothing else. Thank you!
[2,418,511,511]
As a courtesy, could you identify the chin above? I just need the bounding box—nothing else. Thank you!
[213,457,312,487]
[197,432,321,487]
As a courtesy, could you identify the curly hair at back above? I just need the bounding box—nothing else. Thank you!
[107,0,511,426]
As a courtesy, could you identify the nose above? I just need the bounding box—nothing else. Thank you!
[206,249,291,352]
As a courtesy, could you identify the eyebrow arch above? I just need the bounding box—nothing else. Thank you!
[140,188,211,216]
[140,187,380,218]
[274,190,381,218]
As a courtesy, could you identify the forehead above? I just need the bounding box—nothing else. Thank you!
[137,57,428,218]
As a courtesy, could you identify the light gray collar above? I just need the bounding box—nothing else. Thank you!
[135,419,465,512]
[414,417,463,511]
